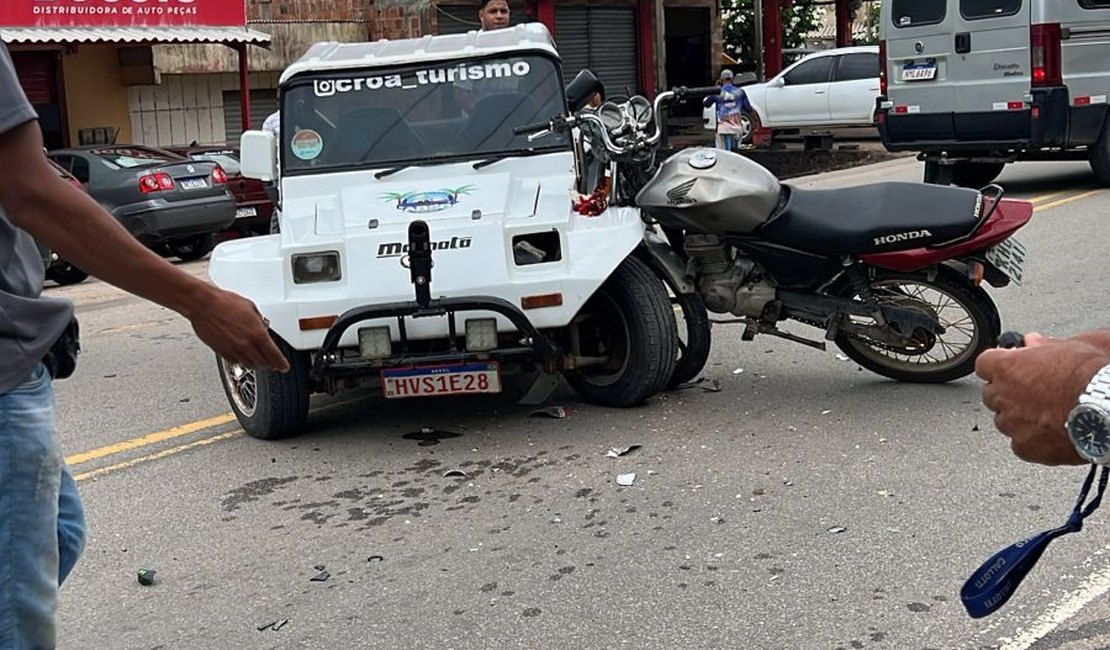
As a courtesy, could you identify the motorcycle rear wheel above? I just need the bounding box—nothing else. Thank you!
[833,267,1001,383]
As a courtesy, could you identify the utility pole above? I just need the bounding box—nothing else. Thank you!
[752,0,764,81]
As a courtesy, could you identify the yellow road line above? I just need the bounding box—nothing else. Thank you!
[1028,189,1074,206]
[1035,188,1103,213]
[66,413,237,466]
[75,431,242,482]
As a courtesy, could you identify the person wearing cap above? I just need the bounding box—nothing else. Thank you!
[704,69,753,152]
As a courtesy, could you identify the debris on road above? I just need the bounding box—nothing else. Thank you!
[616,473,637,487]
[530,406,569,419]
[605,445,641,458]
[310,567,330,582]
[972,425,980,432]
[367,555,385,563]
[675,377,723,393]
[836,354,850,361]
[827,526,847,534]
[137,568,156,586]
[732,368,744,375]
[257,619,290,632]
[443,470,467,478]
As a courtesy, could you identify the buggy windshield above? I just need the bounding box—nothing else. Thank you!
[280,53,569,173]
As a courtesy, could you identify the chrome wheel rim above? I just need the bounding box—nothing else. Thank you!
[221,358,258,417]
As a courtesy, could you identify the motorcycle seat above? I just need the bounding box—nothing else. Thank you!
[760,182,983,257]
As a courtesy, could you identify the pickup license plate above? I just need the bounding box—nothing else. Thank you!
[985,237,1026,286]
[382,362,502,399]
[902,63,937,81]
[179,178,208,190]
[235,206,258,219]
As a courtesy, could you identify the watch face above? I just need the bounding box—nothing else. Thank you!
[1069,404,1110,461]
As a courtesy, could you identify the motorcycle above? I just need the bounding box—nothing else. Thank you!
[524,76,1033,383]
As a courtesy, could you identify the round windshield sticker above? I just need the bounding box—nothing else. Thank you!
[291,129,324,161]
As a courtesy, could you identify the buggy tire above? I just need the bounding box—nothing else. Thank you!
[565,256,677,407]
[1090,120,1110,186]
[667,291,712,389]
[167,233,215,262]
[46,260,88,286]
[217,337,312,440]
[951,162,1005,189]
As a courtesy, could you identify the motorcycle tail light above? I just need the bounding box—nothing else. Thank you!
[292,251,342,284]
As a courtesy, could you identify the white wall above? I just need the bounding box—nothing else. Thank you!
[127,71,280,147]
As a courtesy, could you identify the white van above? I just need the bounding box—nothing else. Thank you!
[877,0,1110,187]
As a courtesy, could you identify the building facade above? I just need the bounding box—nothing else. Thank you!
[4,0,723,149]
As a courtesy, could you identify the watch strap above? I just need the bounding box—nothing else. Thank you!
[1080,364,1110,408]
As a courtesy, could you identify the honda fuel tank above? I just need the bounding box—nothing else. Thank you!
[636,148,781,234]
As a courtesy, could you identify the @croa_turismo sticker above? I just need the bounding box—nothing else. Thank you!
[291,129,324,161]
[312,60,532,97]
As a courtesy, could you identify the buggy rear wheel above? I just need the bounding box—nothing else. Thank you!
[218,337,312,440]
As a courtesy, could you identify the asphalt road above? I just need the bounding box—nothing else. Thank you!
[48,157,1110,650]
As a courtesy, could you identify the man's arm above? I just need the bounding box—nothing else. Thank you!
[0,120,289,372]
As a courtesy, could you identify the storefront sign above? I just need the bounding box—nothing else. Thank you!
[0,0,246,28]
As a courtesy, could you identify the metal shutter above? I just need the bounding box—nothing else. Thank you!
[554,6,638,97]
[223,90,279,145]
[11,52,58,105]
[436,4,527,35]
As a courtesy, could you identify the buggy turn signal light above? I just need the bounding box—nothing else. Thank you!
[522,293,563,310]
[299,315,338,331]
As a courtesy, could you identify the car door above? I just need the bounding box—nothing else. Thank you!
[950,0,1032,140]
[829,51,881,124]
[882,0,958,140]
[762,55,834,126]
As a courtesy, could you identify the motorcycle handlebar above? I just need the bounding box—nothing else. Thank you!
[513,121,554,135]
[679,85,723,98]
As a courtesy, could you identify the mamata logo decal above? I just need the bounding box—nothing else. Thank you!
[873,229,933,246]
[314,61,532,97]
[381,186,475,213]
[378,237,473,259]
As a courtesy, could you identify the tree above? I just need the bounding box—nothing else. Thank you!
[721,0,824,70]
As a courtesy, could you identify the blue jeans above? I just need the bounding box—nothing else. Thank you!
[0,365,86,649]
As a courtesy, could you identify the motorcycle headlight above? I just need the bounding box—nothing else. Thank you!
[292,251,342,284]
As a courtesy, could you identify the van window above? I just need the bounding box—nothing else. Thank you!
[891,0,946,27]
[834,53,879,82]
[783,56,833,86]
[1079,0,1110,7]
[961,0,1022,19]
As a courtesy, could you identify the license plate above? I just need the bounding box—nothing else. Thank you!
[235,206,258,218]
[382,362,502,399]
[985,237,1026,286]
[179,178,208,190]
[902,63,937,81]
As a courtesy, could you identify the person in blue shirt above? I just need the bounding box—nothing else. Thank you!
[704,70,754,152]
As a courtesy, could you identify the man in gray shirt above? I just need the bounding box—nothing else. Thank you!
[0,42,288,648]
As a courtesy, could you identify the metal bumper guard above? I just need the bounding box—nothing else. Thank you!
[310,220,562,380]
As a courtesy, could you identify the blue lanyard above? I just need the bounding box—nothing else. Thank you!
[961,464,1109,618]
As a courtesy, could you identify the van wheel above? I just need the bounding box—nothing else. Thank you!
[951,162,1006,189]
[217,337,312,440]
[1090,122,1110,185]
[564,256,677,407]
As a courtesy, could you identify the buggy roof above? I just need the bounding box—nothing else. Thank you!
[280,22,558,84]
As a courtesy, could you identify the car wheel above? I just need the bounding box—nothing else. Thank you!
[564,256,677,407]
[167,233,215,262]
[742,112,761,145]
[217,337,312,440]
[46,260,89,286]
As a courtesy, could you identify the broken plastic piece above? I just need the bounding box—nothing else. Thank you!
[530,406,569,419]
[444,470,467,478]
[137,568,156,586]
[367,555,385,563]
[616,473,637,487]
[310,569,330,582]
[827,526,847,534]
[606,445,641,458]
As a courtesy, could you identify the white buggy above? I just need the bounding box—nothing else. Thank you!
[211,24,705,439]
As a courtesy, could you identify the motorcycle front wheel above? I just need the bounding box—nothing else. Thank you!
[832,267,1001,383]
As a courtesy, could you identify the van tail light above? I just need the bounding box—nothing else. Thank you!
[1030,23,1062,87]
[878,39,888,96]
[212,166,228,185]
[139,172,175,194]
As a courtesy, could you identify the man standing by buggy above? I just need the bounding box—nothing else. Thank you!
[0,42,288,647]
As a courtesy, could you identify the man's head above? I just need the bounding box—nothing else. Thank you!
[479,0,511,31]
[718,69,735,84]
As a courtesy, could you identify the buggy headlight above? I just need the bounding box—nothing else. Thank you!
[292,251,341,284]
[465,318,498,352]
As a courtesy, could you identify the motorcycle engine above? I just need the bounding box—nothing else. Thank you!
[684,234,776,317]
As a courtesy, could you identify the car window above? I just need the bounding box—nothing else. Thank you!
[1078,0,1110,7]
[190,152,241,175]
[49,155,73,174]
[961,0,1021,19]
[891,0,946,27]
[281,53,569,174]
[782,57,833,86]
[90,146,183,170]
[69,157,90,184]
[834,53,878,82]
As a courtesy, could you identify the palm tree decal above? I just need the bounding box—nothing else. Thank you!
[381,185,476,212]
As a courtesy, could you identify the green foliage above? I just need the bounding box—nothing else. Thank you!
[721,0,824,66]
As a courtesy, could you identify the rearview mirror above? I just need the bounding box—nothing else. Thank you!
[240,130,277,182]
[772,77,786,88]
[566,69,606,113]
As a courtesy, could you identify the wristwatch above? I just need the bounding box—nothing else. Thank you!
[1067,364,1110,464]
